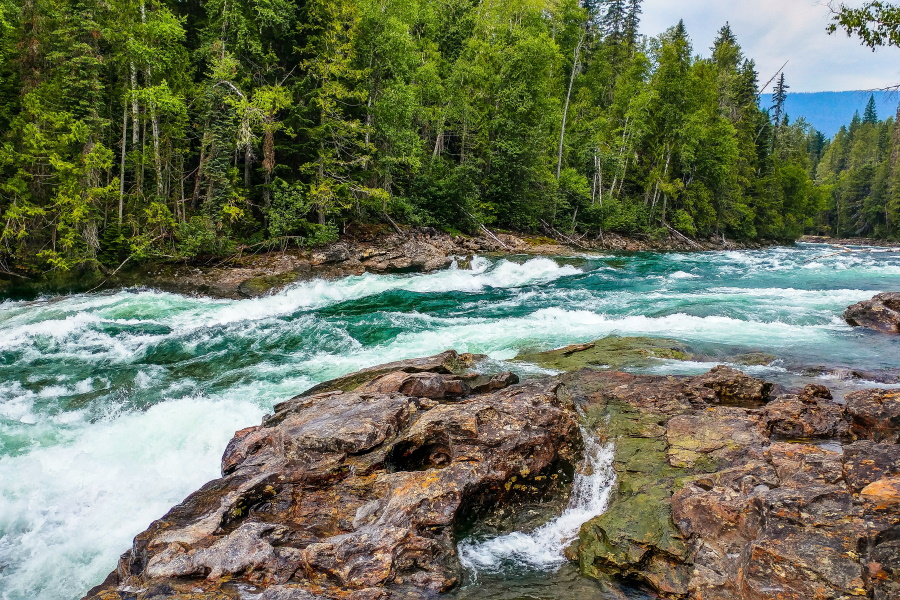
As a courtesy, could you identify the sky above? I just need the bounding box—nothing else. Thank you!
[639,0,900,92]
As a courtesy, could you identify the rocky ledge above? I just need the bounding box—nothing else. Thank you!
[85,351,900,600]
[846,292,900,335]
[566,369,900,600]
[84,351,579,600]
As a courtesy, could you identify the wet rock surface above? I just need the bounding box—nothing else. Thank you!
[845,292,900,334]
[85,354,900,600]
[565,370,900,600]
[84,352,578,600]
[515,336,694,372]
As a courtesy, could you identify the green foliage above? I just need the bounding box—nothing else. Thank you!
[828,2,900,49]
[175,216,235,258]
[0,0,840,276]
[815,106,900,239]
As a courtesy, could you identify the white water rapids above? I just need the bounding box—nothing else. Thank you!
[2,245,900,599]
[458,429,616,574]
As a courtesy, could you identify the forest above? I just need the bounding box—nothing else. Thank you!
[812,95,900,239]
[0,0,836,275]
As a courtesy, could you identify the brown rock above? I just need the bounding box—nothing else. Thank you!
[295,350,484,398]
[573,368,900,600]
[845,388,900,442]
[844,441,900,492]
[470,371,520,394]
[84,355,581,600]
[763,387,848,439]
[357,371,471,399]
[845,292,900,334]
[861,477,900,510]
[690,365,774,407]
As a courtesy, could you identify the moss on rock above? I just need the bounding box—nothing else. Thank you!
[516,337,693,372]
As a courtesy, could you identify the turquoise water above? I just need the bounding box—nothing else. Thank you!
[1,244,900,599]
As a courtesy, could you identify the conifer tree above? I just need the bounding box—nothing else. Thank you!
[772,73,789,126]
[0,0,835,275]
[622,0,642,50]
[602,0,626,43]
[864,94,879,124]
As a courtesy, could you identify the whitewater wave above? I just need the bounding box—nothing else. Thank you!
[458,428,615,573]
[0,395,265,600]
[2,248,900,600]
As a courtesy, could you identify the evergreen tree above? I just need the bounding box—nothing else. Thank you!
[864,94,879,124]
[622,0,642,50]
[602,0,626,43]
[771,73,789,126]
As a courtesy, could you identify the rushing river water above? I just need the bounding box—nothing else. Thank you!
[2,244,900,600]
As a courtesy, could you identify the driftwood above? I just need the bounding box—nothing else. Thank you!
[540,220,590,250]
[382,211,404,236]
[463,211,510,249]
[802,246,853,264]
[663,222,703,250]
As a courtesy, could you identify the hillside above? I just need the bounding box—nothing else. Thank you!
[784,91,899,136]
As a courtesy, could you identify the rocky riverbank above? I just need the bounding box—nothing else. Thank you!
[84,347,900,600]
[799,235,900,248]
[1,226,772,300]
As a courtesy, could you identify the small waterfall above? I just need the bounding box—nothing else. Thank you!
[458,427,616,573]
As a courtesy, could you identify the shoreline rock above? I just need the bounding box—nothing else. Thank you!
[799,235,900,248]
[845,292,900,335]
[84,351,578,600]
[2,226,776,300]
[566,369,900,600]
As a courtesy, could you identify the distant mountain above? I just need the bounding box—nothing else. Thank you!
[781,91,899,137]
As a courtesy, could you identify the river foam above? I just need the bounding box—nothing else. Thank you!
[458,429,615,573]
[1,246,900,599]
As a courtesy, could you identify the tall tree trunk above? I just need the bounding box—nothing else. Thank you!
[262,120,275,207]
[557,28,586,180]
[119,105,128,224]
[130,63,141,193]
[141,2,164,199]
[193,122,211,210]
[149,97,163,198]
[244,144,252,189]
[140,118,146,197]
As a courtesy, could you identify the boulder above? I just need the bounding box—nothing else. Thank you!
[84,355,580,600]
[296,350,484,397]
[515,336,693,372]
[845,292,900,334]
[83,356,900,600]
[845,388,900,442]
[763,384,849,439]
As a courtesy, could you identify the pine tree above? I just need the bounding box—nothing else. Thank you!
[622,0,642,50]
[711,23,741,71]
[864,94,879,124]
[602,0,626,43]
[772,73,789,126]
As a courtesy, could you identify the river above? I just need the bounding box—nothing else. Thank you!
[1,244,899,599]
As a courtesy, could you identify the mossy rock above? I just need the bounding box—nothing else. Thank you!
[730,352,776,366]
[295,350,485,398]
[523,235,559,246]
[571,401,705,596]
[237,270,308,297]
[516,336,693,372]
